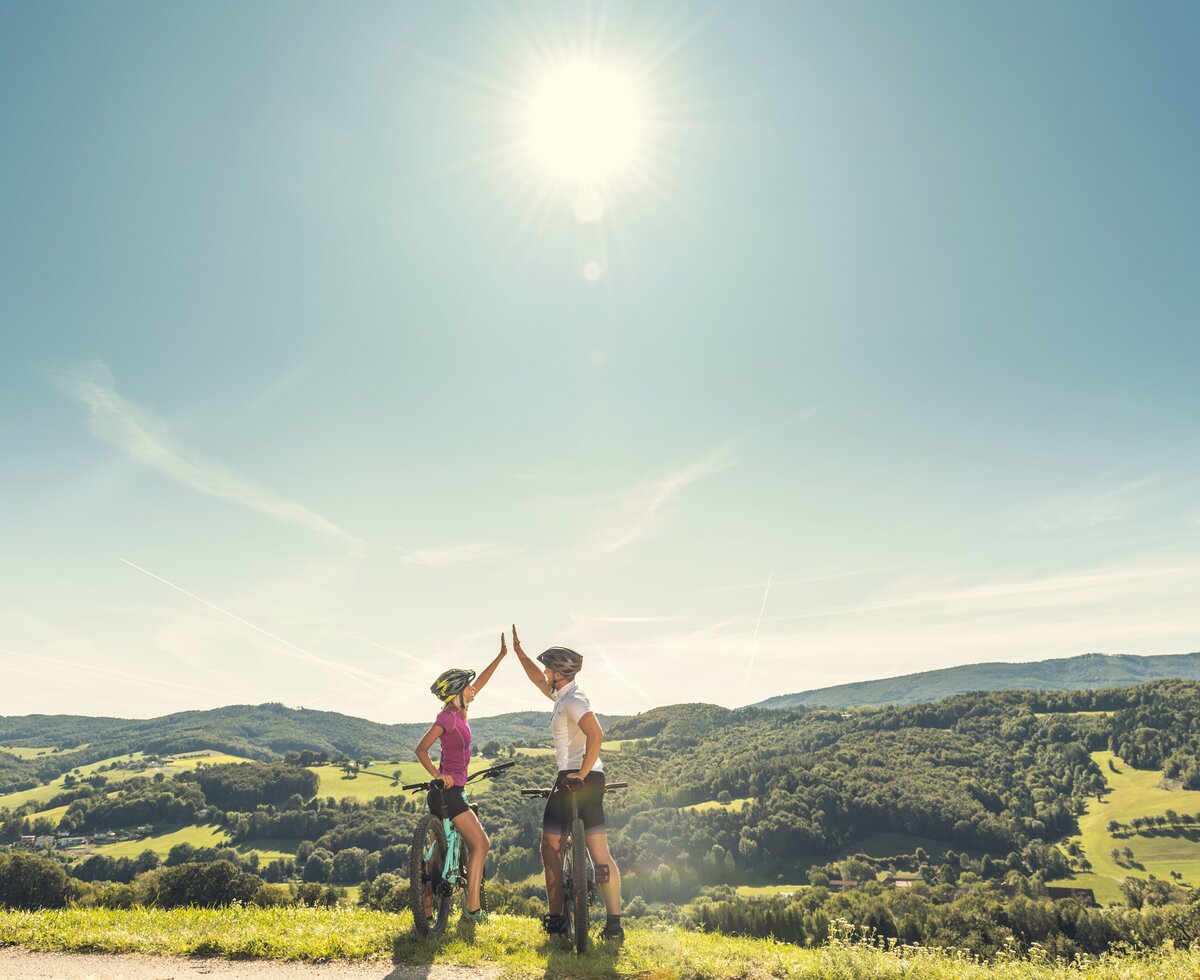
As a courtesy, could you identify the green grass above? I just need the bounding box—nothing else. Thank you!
[83,823,230,859]
[736,883,805,897]
[683,797,751,813]
[26,804,70,826]
[1,907,1198,978]
[1034,711,1115,719]
[1049,751,1200,905]
[310,762,438,802]
[513,741,633,758]
[311,757,517,803]
[79,824,297,863]
[0,745,61,760]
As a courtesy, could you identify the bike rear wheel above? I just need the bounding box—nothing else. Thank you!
[569,816,590,954]
[410,815,451,936]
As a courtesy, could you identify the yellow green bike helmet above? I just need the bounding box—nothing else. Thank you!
[431,668,476,702]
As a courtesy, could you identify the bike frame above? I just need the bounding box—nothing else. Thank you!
[425,784,467,882]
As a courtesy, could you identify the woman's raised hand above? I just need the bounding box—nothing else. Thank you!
[500,632,508,657]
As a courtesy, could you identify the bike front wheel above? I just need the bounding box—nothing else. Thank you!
[410,815,452,936]
[569,816,590,954]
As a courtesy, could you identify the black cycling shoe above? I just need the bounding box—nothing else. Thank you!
[541,913,568,936]
[600,921,625,940]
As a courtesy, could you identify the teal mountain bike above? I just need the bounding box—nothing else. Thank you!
[404,760,514,936]
[522,778,626,954]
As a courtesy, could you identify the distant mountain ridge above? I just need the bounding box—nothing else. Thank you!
[754,651,1200,710]
[0,703,570,763]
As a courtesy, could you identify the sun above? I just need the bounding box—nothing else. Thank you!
[522,59,646,187]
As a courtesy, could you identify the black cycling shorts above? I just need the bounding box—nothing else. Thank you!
[543,770,606,837]
[427,784,470,820]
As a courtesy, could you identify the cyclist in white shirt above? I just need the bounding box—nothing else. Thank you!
[512,625,624,941]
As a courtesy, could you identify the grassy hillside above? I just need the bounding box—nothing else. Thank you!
[1,907,1198,978]
[1049,750,1200,904]
[757,651,1200,709]
[0,750,256,812]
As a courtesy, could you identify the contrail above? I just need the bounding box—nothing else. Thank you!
[344,632,426,667]
[568,614,656,708]
[742,569,774,693]
[121,558,383,692]
[0,647,229,701]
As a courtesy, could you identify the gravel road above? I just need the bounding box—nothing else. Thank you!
[0,950,498,980]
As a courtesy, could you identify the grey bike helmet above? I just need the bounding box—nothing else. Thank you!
[431,668,476,702]
[537,646,583,678]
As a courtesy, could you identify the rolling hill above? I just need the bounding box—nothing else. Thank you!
[0,704,586,779]
[754,651,1200,710]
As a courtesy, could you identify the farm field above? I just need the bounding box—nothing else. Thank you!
[81,823,298,863]
[683,796,751,813]
[26,804,70,825]
[309,762,431,802]
[1034,710,1115,720]
[309,754,530,802]
[0,750,256,814]
[1049,751,1200,905]
[0,745,62,760]
[84,823,229,859]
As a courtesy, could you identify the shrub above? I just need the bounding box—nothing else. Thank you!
[0,851,76,909]
[134,861,263,908]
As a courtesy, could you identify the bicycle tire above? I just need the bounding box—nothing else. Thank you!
[409,815,451,936]
[570,816,589,954]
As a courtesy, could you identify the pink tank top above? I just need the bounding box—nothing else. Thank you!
[435,707,471,787]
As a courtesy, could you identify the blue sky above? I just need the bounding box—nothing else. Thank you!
[2,1,1198,723]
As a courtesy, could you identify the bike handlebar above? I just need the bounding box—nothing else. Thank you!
[402,759,516,792]
[520,781,627,798]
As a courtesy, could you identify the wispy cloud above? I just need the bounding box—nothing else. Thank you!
[396,540,522,568]
[121,558,385,692]
[597,447,735,554]
[1017,476,1163,532]
[768,559,1199,624]
[51,360,364,550]
[0,646,231,704]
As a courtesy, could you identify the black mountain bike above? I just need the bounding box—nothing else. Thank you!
[403,760,514,936]
[521,778,626,954]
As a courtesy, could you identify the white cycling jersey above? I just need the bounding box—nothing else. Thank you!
[550,680,604,774]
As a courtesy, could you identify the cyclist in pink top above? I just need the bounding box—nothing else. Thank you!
[414,633,507,923]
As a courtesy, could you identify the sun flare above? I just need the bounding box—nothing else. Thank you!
[523,60,645,186]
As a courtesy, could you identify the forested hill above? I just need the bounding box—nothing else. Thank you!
[754,651,1200,710]
[0,703,568,767]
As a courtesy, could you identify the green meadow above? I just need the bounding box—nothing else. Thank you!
[683,796,751,813]
[0,750,256,813]
[1,907,1198,978]
[82,823,297,863]
[0,745,62,760]
[1049,751,1200,905]
[513,739,634,758]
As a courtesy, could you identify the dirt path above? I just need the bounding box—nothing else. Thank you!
[0,950,498,980]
